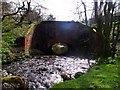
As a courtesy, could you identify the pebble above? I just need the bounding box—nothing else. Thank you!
[2,55,96,90]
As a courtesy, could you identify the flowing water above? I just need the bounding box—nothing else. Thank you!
[2,55,96,90]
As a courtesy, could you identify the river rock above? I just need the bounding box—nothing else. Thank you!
[2,55,96,90]
[74,72,84,78]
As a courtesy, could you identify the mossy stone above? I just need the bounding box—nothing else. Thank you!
[1,76,28,90]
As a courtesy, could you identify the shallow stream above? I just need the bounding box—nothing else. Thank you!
[2,55,96,90]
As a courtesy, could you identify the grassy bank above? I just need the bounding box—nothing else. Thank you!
[49,57,120,89]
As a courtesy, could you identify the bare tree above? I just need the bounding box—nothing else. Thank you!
[46,14,56,21]
[73,2,83,21]
[81,0,88,25]
[2,1,12,15]
[2,0,47,25]
[73,0,92,25]
[2,1,30,24]
[94,0,120,57]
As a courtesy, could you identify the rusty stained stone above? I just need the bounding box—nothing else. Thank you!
[25,30,34,52]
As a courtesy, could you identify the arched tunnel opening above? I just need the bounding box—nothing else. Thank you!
[23,21,102,59]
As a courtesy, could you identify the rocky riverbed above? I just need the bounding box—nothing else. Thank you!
[2,55,96,90]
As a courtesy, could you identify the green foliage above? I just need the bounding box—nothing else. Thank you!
[97,57,117,64]
[1,47,15,64]
[2,18,32,64]
[2,19,15,33]
[49,57,120,89]
[2,20,16,64]
[17,52,30,60]
[12,23,33,37]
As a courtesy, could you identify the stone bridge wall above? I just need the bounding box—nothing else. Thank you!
[24,21,103,56]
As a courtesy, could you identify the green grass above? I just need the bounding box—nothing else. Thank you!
[49,57,120,89]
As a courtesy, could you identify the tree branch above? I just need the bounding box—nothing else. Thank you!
[81,0,88,25]
[16,1,31,25]
[2,2,25,21]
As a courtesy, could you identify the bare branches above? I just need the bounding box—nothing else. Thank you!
[73,1,92,23]
[94,1,98,21]
[2,0,49,25]
[93,0,120,57]
[2,2,25,21]
[81,0,88,25]
[16,1,31,25]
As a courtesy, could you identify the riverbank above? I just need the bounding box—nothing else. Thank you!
[2,55,96,90]
[49,56,120,89]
